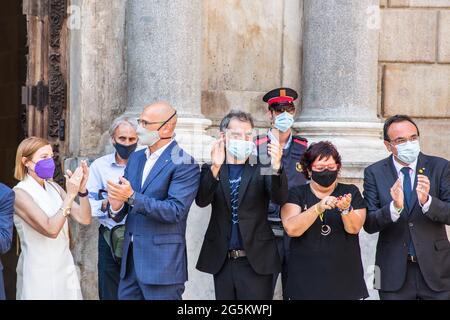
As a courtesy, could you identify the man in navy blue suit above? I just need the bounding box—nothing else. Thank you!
[364,115,450,300]
[107,101,200,300]
[0,183,14,300]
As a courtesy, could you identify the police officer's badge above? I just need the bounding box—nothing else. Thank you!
[296,162,303,172]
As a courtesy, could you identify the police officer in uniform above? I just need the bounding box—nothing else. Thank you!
[255,87,308,299]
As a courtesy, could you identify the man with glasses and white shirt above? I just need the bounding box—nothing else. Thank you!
[106,102,200,300]
[87,116,138,300]
[364,114,450,300]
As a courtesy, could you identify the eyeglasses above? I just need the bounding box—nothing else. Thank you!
[312,164,338,172]
[389,135,419,146]
[136,119,166,128]
[137,111,177,129]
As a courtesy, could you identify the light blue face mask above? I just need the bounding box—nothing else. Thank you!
[274,112,294,132]
[396,140,420,164]
[227,139,254,161]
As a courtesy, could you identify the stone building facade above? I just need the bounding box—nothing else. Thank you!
[64,0,449,300]
[379,0,450,161]
[1,0,449,300]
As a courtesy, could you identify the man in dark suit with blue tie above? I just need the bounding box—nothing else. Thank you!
[107,102,200,300]
[364,115,450,300]
[0,183,14,300]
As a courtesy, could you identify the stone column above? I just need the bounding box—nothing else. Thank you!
[294,0,387,180]
[68,0,129,300]
[294,0,386,300]
[125,0,212,162]
[68,0,214,300]
[125,0,214,300]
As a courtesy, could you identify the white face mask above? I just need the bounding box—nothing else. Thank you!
[395,140,421,164]
[136,125,160,147]
[136,111,177,147]
[226,139,255,161]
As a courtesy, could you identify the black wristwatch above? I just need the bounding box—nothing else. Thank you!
[127,191,136,206]
[78,189,89,198]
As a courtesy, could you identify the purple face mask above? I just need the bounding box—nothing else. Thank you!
[33,158,55,180]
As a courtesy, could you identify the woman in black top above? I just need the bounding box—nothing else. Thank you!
[281,141,368,300]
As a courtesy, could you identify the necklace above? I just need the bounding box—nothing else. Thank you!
[311,184,337,237]
[318,211,331,236]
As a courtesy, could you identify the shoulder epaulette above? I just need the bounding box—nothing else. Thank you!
[293,135,308,147]
[255,135,269,146]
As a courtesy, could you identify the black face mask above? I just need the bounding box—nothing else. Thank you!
[113,141,137,160]
[311,169,338,188]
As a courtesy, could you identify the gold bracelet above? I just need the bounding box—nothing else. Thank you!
[314,204,323,215]
[315,204,324,222]
[61,206,71,217]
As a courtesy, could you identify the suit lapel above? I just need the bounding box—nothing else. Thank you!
[384,155,398,188]
[220,165,232,212]
[382,155,404,216]
[237,163,257,208]
[140,142,175,193]
[135,151,147,192]
[409,153,428,216]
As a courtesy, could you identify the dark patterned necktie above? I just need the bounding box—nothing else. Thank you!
[401,167,412,210]
[401,166,417,256]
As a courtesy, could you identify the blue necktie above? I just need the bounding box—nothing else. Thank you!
[401,166,417,257]
[401,167,412,210]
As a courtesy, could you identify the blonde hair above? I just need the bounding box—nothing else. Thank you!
[14,137,51,181]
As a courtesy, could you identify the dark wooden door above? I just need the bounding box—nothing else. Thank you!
[0,0,69,300]
[22,0,68,184]
[0,0,26,301]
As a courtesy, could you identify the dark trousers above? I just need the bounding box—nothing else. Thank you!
[271,234,290,300]
[118,243,185,300]
[379,261,450,300]
[98,226,121,300]
[213,256,273,300]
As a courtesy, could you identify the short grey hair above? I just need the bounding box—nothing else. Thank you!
[219,110,254,132]
[109,116,138,138]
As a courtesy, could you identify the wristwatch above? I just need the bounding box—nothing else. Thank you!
[62,206,71,217]
[393,204,403,216]
[78,189,89,198]
[127,191,136,206]
[340,206,353,216]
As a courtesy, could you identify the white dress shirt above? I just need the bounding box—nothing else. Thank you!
[110,140,175,215]
[86,152,127,229]
[141,140,174,187]
[390,157,432,222]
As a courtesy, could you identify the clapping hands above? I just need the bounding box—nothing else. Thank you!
[317,193,352,212]
[268,142,283,171]
[336,193,352,211]
[64,160,89,199]
[390,179,404,210]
